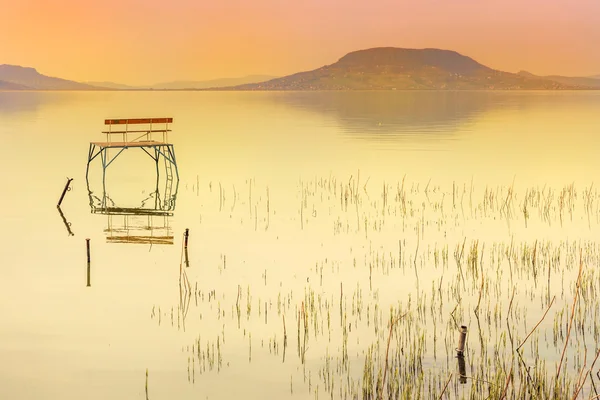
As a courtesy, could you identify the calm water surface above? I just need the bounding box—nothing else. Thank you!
[1,90,600,399]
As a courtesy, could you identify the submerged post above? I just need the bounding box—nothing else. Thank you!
[86,238,91,287]
[57,206,74,236]
[457,354,467,384]
[456,325,468,383]
[456,325,467,356]
[57,178,74,207]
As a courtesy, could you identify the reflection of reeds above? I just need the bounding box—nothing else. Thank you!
[556,249,583,379]
[153,176,600,398]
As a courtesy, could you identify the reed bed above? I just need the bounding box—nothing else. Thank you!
[154,174,600,399]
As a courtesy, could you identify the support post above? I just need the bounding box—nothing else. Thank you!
[57,178,74,207]
[86,238,91,287]
[456,325,468,383]
[86,143,94,181]
[184,229,190,268]
[101,148,107,209]
[457,325,467,355]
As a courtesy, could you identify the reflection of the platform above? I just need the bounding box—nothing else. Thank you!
[104,213,174,244]
[87,175,178,245]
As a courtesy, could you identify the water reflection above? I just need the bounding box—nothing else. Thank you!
[0,91,77,115]
[263,91,502,135]
[86,173,178,244]
[56,206,74,236]
[178,244,192,331]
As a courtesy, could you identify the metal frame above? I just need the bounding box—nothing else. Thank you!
[86,142,179,209]
[85,155,179,216]
[86,118,179,209]
[85,153,179,245]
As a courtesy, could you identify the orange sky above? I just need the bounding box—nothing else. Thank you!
[1,0,599,85]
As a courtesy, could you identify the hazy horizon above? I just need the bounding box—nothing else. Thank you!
[2,0,599,86]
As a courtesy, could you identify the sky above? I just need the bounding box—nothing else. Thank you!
[1,0,599,85]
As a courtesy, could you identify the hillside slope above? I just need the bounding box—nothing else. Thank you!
[225,48,588,90]
[0,65,105,90]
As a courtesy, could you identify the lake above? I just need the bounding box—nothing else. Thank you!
[1,90,600,399]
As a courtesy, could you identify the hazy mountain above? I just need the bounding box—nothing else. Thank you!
[0,80,32,90]
[149,75,278,89]
[2,51,598,91]
[0,67,277,90]
[85,81,140,90]
[0,64,106,90]
[588,74,600,80]
[223,47,592,90]
[518,71,600,88]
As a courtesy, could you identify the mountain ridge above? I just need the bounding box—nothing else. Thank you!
[2,48,599,91]
[0,64,106,90]
[85,75,279,90]
[0,79,32,90]
[517,70,600,88]
[223,47,593,90]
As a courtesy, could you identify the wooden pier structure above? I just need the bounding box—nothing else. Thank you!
[85,117,179,244]
[85,118,179,209]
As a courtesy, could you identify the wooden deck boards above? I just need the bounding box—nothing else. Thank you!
[101,129,171,134]
[91,140,170,148]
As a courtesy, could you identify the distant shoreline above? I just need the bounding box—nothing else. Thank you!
[2,88,600,92]
[3,47,600,91]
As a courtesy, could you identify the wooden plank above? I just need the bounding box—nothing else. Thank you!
[104,118,173,125]
[101,129,172,134]
[91,140,168,148]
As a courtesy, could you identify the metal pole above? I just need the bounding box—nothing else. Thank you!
[457,325,467,356]
[184,229,190,268]
[86,238,91,287]
[57,178,73,207]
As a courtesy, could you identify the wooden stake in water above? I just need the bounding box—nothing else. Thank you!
[86,238,91,287]
[57,177,73,207]
[184,229,190,268]
[456,325,467,356]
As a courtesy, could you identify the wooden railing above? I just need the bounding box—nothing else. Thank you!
[102,117,173,144]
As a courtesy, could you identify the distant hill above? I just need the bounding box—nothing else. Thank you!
[518,71,600,88]
[589,74,600,80]
[85,81,139,90]
[0,79,31,90]
[0,67,277,90]
[2,51,599,91]
[223,47,593,90]
[0,65,106,90]
[149,75,278,89]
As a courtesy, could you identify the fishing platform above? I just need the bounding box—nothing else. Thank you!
[85,117,179,209]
